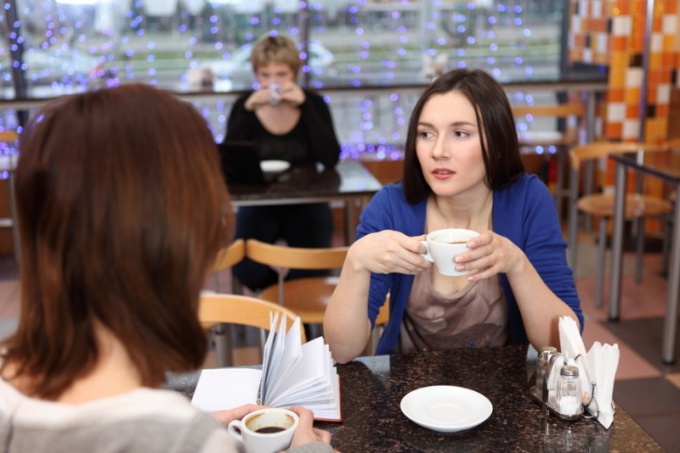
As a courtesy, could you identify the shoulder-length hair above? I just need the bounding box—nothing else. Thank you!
[403,68,524,204]
[250,34,302,77]
[2,84,231,399]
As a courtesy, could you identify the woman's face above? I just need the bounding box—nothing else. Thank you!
[415,90,488,199]
[255,62,296,88]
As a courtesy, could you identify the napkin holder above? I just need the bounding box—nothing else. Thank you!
[530,352,596,421]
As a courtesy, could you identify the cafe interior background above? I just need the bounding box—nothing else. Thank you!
[1,0,680,450]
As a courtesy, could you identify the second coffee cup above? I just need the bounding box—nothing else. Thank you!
[421,228,480,276]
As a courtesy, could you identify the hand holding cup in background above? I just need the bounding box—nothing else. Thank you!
[227,407,298,453]
[421,228,480,276]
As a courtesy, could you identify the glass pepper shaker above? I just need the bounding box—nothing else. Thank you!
[557,365,581,416]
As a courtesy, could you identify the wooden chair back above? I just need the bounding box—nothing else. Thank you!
[0,131,19,143]
[212,238,245,272]
[245,239,348,270]
[199,293,306,343]
[245,239,349,326]
[512,103,585,146]
[568,142,666,172]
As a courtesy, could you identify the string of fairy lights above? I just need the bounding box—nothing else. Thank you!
[1,0,564,167]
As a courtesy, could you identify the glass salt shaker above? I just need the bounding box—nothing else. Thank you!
[557,365,581,417]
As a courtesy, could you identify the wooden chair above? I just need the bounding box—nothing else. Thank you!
[0,131,20,265]
[199,293,305,341]
[513,103,585,217]
[245,239,349,335]
[206,239,245,367]
[200,293,306,367]
[211,238,245,293]
[567,142,673,308]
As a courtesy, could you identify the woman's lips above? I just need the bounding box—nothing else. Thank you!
[432,168,455,179]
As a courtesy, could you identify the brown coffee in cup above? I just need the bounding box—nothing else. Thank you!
[246,412,295,434]
[255,426,286,434]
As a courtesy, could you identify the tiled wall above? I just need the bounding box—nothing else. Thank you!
[569,0,678,197]
[569,0,678,144]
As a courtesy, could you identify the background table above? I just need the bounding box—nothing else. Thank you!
[609,149,680,363]
[228,159,383,244]
[169,345,662,452]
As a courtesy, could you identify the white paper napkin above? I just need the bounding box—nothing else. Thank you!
[585,341,619,429]
[558,317,593,406]
[557,316,619,429]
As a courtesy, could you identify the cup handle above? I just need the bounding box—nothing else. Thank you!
[227,420,244,443]
[420,241,433,263]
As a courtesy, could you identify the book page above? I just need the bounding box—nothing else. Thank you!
[268,337,327,407]
[267,317,303,400]
[191,368,262,412]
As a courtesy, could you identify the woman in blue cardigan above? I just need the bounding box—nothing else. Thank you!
[324,69,582,364]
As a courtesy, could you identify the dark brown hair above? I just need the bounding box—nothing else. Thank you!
[403,68,524,204]
[2,84,230,399]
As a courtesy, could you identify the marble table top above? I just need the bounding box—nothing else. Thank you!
[169,345,663,452]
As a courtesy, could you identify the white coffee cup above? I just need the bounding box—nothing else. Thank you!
[420,228,480,276]
[227,408,299,453]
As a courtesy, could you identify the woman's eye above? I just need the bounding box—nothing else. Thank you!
[454,130,470,138]
[417,131,434,139]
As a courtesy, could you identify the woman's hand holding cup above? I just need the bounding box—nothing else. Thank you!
[420,228,480,277]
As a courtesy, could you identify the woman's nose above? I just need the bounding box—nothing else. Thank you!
[431,138,449,160]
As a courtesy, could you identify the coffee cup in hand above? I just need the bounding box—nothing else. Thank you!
[269,82,281,105]
[421,228,480,276]
[227,407,299,453]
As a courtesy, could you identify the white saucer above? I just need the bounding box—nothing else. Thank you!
[400,385,492,433]
[260,160,290,174]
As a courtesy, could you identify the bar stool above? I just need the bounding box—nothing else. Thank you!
[567,142,673,308]
[513,103,585,218]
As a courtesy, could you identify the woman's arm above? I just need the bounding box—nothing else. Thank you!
[324,229,430,363]
[299,91,341,169]
[222,95,256,143]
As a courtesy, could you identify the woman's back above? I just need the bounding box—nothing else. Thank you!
[0,379,236,453]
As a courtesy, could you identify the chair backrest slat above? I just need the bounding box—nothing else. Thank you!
[212,238,245,272]
[512,103,585,118]
[199,293,306,343]
[245,239,348,270]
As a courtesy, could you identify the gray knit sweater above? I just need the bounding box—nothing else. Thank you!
[0,380,332,453]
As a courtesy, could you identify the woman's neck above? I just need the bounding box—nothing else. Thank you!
[427,187,494,232]
[56,324,143,404]
[3,324,144,404]
[256,102,301,135]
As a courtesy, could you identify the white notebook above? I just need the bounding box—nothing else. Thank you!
[191,315,342,422]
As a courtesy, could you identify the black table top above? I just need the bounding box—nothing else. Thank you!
[169,345,663,452]
[228,159,383,208]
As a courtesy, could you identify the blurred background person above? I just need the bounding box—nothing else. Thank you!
[219,33,342,292]
[0,84,331,452]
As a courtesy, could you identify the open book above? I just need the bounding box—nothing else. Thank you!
[191,314,342,422]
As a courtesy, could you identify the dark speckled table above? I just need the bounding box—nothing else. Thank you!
[169,345,663,452]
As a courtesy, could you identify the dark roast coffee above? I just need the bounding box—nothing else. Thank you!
[255,426,286,434]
